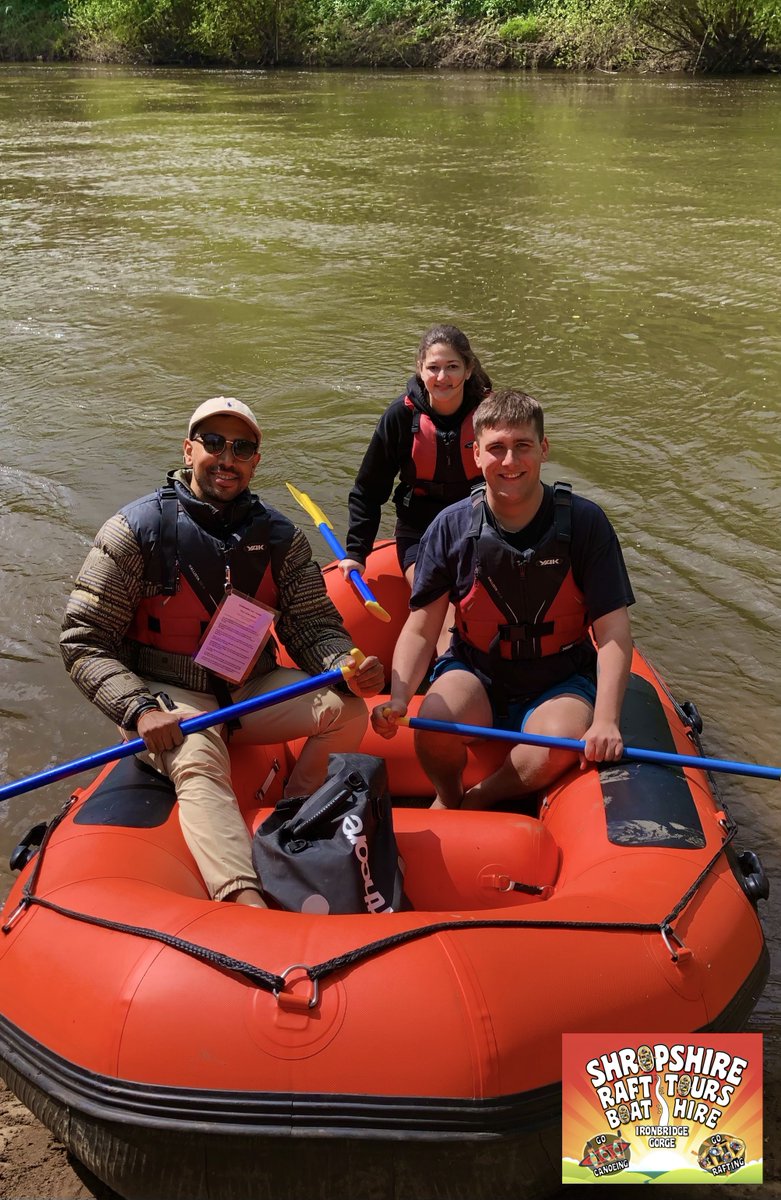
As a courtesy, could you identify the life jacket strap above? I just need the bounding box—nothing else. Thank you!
[552,481,573,542]
[158,485,179,596]
[157,485,242,730]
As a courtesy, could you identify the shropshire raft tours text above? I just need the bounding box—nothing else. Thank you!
[561,1033,762,1185]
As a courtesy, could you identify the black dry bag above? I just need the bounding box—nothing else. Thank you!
[252,753,410,914]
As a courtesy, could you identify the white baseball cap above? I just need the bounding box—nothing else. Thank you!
[187,397,261,442]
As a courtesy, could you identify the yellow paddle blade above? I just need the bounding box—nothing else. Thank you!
[365,599,392,624]
[285,481,333,530]
[286,483,392,623]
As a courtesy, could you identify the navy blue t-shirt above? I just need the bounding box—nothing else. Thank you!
[411,484,635,623]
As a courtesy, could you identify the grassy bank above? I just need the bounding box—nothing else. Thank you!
[1,0,780,71]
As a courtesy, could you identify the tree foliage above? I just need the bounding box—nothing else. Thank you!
[0,0,75,59]
[2,0,779,68]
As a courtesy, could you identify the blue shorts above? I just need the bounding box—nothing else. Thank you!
[431,658,596,731]
[395,536,421,573]
[498,675,597,731]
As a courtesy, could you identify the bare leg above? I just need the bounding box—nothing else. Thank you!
[463,694,594,810]
[414,670,493,808]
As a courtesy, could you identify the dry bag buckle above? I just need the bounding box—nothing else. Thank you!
[273,964,319,1012]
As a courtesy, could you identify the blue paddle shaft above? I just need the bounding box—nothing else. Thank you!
[349,571,376,606]
[0,666,346,804]
[316,522,376,605]
[404,715,781,782]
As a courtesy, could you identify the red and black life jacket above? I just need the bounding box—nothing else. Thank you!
[124,483,291,658]
[399,395,481,506]
[453,483,596,700]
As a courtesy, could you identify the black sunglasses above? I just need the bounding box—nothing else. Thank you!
[192,432,259,461]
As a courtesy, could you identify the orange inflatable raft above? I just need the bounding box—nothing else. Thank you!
[0,541,769,1200]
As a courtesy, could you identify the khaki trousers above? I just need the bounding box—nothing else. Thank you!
[138,668,368,901]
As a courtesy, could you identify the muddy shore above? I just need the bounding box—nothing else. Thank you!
[0,1078,118,1199]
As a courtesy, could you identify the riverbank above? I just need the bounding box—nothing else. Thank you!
[2,0,780,73]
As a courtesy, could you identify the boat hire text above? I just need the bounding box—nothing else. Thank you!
[586,1042,748,1130]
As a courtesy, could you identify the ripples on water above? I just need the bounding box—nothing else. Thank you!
[1,67,779,1056]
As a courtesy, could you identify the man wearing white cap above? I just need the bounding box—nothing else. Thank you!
[61,397,384,908]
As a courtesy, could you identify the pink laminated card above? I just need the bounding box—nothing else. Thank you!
[193,590,276,686]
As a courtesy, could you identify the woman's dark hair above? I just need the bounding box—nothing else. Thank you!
[415,324,492,402]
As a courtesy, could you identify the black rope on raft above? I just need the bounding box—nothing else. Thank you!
[663,822,736,926]
[5,798,737,990]
[18,894,286,992]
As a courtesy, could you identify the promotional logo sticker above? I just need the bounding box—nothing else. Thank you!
[562,1033,762,1184]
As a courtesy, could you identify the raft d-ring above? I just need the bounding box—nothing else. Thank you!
[1,898,30,934]
[479,872,514,892]
[661,925,693,965]
[273,964,319,1012]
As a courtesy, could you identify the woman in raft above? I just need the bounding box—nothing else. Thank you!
[339,324,492,653]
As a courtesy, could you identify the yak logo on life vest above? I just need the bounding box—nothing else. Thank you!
[244,544,267,551]
[341,814,393,913]
[538,558,562,566]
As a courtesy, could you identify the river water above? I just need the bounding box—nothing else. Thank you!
[1,61,779,1181]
